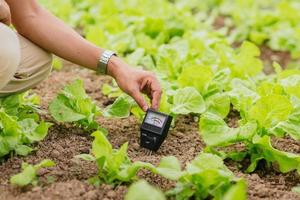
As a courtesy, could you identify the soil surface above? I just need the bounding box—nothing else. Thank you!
[0,57,300,200]
[260,45,291,74]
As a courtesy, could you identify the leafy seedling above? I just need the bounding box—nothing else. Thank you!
[75,130,153,185]
[0,92,51,158]
[49,79,102,131]
[10,159,55,187]
[165,153,247,200]
[75,130,184,185]
[125,180,166,200]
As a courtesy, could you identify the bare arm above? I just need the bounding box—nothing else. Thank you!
[6,0,101,70]
[6,0,162,110]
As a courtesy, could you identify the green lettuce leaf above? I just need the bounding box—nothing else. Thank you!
[177,66,213,94]
[155,156,183,180]
[200,112,257,146]
[49,94,86,122]
[167,153,246,200]
[270,96,300,140]
[0,110,22,157]
[171,87,206,114]
[227,78,258,120]
[19,119,52,142]
[249,95,292,128]
[87,130,155,184]
[10,159,55,187]
[10,163,36,187]
[205,93,231,118]
[280,75,300,99]
[222,180,247,200]
[232,41,263,78]
[49,79,101,130]
[103,95,135,118]
[125,180,166,200]
[15,145,33,156]
[249,135,300,173]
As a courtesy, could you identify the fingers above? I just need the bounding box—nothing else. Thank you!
[130,89,148,112]
[151,90,162,110]
[140,73,162,110]
[120,69,162,112]
[150,80,162,110]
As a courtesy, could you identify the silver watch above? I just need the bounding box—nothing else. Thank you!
[97,50,117,75]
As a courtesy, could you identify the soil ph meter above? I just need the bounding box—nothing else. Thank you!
[140,109,173,151]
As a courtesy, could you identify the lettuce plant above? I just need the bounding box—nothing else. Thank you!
[10,159,55,187]
[165,153,247,200]
[75,130,154,185]
[125,180,166,200]
[39,0,300,194]
[0,92,51,158]
[76,130,246,200]
[75,129,186,185]
[49,79,102,131]
[200,109,300,174]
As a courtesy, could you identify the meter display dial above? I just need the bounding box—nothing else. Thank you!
[144,112,166,128]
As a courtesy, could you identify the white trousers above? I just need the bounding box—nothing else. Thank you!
[0,23,52,96]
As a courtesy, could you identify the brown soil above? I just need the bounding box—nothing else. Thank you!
[260,45,291,74]
[272,136,300,154]
[213,15,226,30]
[0,64,299,200]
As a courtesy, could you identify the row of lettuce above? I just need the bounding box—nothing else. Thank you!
[3,0,300,198]
[5,80,246,200]
[39,0,300,62]
[40,0,300,176]
[176,0,300,60]
[8,66,300,197]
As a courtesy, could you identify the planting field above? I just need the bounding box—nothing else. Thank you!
[1,0,300,200]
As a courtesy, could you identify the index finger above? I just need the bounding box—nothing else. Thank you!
[150,80,162,110]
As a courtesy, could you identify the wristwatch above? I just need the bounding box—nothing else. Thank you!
[97,50,117,75]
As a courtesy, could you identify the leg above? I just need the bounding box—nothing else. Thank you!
[0,23,20,90]
[0,28,53,97]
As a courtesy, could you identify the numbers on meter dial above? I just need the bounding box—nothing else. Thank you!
[150,117,163,127]
[144,112,166,128]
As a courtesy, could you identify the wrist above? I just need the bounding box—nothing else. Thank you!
[107,56,125,79]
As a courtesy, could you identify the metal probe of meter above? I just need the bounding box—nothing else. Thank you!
[140,109,173,151]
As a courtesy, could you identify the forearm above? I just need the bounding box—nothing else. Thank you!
[5,0,162,110]
[8,0,103,71]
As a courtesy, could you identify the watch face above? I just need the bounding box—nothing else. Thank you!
[144,112,166,128]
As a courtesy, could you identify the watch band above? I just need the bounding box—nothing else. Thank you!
[97,50,117,75]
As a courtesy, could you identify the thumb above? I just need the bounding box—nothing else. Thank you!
[130,90,148,111]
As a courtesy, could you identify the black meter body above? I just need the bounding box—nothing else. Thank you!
[140,109,172,151]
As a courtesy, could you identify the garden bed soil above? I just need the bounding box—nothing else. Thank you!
[0,59,299,200]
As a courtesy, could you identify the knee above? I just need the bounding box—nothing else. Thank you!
[39,49,53,73]
[0,23,20,88]
[0,23,20,69]
[42,51,53,77]
[18,34,53,74]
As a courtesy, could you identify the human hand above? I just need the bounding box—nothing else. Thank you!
[0,0,11,25]
[107,56,162,111]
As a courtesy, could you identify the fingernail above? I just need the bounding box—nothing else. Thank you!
[143,106,148,111]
